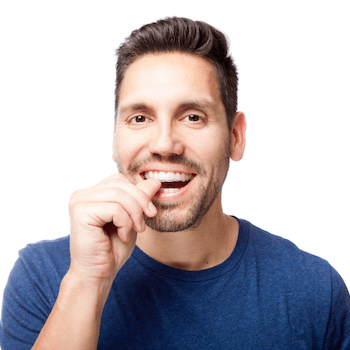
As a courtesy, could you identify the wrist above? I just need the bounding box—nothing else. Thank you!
[59,269,114,314]
[32,269,113,349]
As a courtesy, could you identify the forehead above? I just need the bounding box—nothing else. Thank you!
[118,53,223,114]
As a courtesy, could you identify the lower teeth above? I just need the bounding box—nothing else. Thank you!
[159,188,180,193]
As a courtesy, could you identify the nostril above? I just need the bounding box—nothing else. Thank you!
[148,133,184,156]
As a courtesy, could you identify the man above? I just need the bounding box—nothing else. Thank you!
[1,17,349,349]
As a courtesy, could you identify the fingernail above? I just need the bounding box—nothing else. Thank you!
[148,201,157,215]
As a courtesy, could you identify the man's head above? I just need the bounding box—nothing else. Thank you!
[114,17,238,128]
[113,18,246,232]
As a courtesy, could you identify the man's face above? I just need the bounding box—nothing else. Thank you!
[114,53,232,232]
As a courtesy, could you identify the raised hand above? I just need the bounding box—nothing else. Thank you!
[68,173,161,283]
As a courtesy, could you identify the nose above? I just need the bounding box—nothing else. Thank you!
[148,120,184,156]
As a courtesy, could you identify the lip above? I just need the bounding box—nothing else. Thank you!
[139,164,197,176]
[137,165,197,184]
[154,174,196,201]
[132,163,199,201]
[137,165,197,200]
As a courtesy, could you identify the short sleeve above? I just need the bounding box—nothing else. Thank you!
[0,237,69,350]
[0,257,50,349]
[323,267,350,350]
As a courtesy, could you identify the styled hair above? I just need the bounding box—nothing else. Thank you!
[115,17,238,127]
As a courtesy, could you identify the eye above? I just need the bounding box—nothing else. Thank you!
[130,115,151,124]
[184,114,201,122]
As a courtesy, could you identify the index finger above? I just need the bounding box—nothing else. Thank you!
[136,178,161,216]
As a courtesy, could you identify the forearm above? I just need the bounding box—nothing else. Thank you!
[32,270,112,350]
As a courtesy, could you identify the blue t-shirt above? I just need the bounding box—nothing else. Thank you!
[1,219,349,349]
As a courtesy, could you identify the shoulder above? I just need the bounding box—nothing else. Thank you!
[19,235,70,261]
[239,219,350,347]
[18,235,70,275]
[240,218,333,273]
[0,236,71,347]
[3,236,70,312]
[238,218,347,304]
[12,236,71,297]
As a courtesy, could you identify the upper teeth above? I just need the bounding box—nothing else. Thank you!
[144,171,194,182]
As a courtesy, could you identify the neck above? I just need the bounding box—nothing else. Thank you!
[136,194,239,271]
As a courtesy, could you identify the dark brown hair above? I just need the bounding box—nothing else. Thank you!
[115,17,238,127]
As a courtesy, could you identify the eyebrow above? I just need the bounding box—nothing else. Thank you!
[177,99,216,112]
[119,103,149,115]
[118,98,216,116]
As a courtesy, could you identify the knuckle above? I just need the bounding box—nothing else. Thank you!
[102,187,126,203]
[121,216,133,231]
[115,173,126,179]
[103,179,114,188]
[108,187,123,197]
[68,198,76,211]
[70,189,81,201]
[105,173,127,186]
[69,200,81,214]
[123,222,133,236]
[104,178,120,188]
[69,201,89,218]
[112,205,133,231]
[68,193,81,210]
[111,202,123,216]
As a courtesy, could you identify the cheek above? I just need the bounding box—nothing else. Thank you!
[115,130,145,168]
[192,130,229,165]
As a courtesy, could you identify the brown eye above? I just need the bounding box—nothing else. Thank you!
[129,115,151,124]
[186,115,200,122]
[135,115,146,123]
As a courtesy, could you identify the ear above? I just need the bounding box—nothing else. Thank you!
[230,111,247,161]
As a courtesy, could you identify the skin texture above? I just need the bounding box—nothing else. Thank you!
[114,53,246,270]
[32,52,246,349]
[33,175,161,350]
[114,53,231,233]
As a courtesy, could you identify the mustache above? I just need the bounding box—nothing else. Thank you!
[127,154,206,176]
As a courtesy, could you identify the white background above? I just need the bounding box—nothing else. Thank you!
[0,0,349,311]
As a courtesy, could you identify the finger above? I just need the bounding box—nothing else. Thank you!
[90,178,161,218]
[103,219,134,244]
[136,179,161,217]
[136,178,161,198]
[70,180,157,229]
[71,173,129,198]
[112,212,134,243]
[73,202,132,231]
[71,175,160,218]
[109,227,137,261]
[85,202,135,243]
[77,188,146,233]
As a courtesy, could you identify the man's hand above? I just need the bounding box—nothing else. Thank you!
[32,174,161,350]
[68,173,161,284]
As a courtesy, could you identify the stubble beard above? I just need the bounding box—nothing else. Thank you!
[144,156,230,232]
[116,143,231,233]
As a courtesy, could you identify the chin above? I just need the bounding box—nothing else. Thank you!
[144,210,201,232]
[145,184,219,233]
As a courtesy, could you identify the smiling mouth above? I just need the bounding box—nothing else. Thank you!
[142,171,196,193]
